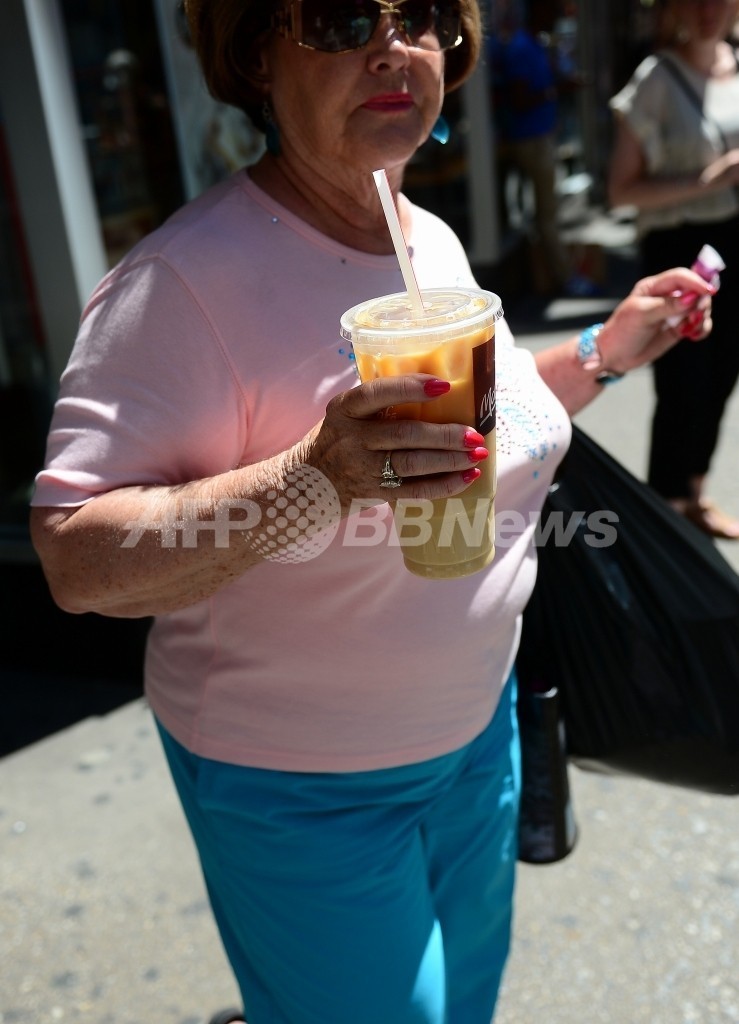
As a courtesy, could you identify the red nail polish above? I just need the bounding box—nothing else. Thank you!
[462,467,481,484]
[468,447,488,463]
[683,310,703,329]
[680,313,703,337]
[423,379,451,397]
[464,429,485,447]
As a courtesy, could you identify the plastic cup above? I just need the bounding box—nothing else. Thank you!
[340,287,503,579]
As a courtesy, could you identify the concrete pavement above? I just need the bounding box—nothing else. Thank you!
[2,213,739,1024]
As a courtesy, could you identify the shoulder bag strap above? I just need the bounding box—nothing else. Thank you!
[658,53,732,153]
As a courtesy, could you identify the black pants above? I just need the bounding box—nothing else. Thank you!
[641,216,739,499]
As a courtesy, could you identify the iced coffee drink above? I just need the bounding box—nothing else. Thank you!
[340,288,502,579]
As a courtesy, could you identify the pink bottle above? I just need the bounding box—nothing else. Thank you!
[666,243,726,328]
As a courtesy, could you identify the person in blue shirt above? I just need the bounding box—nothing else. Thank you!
[489,0,596,296]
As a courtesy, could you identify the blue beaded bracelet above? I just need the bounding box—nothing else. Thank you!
[576,323,625,385]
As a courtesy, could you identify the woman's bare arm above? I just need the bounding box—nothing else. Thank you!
[607,114,739,211]
[30,449,306,618]
[535,267,714,415]
[31,375,489,618]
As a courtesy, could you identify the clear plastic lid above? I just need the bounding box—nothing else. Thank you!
[340,288,503,348]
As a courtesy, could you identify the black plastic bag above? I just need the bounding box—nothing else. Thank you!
[518,426,739,796]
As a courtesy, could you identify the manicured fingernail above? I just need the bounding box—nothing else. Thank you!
[679,291,698,307]
[680,312,703,336]
[464,429,485,447]
[468,447,488,462]
[423,379,451,397]
[462,467,481,484]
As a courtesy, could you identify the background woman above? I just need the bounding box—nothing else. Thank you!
[30,2,713,1022]
[609,0,739,538]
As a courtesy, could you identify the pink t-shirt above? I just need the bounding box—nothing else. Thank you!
[33,172,571,772]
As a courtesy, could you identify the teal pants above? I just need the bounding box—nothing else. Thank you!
[156,672,520,1024]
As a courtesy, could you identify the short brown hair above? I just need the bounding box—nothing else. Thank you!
[184,0,483,131]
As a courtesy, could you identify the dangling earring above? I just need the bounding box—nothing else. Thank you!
[262,100,281,156]
[430,114,450,145]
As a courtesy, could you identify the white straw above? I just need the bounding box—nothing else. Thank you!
[373,169,425,317]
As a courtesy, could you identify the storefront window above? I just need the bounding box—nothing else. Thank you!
[60,0,185,265]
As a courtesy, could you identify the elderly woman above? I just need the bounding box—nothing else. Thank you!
[30,2,713,1022]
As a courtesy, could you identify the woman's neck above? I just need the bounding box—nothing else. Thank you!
[672,37,734,78]
[248,153,411,256]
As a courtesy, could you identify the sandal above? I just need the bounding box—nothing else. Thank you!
[681,498,739,540]
[207,1010,246,1024]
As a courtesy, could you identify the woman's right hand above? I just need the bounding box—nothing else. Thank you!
[609,116,739,211]
[700,148,739,190]
[297,374,488,513]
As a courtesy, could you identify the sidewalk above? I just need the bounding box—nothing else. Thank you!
[2,215,739,1023]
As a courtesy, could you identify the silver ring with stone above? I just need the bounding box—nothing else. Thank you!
[380,452,403,488]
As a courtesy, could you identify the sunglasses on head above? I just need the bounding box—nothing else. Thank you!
[272,0,463,54]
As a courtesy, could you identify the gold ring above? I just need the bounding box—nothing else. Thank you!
[379,452,403,488]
